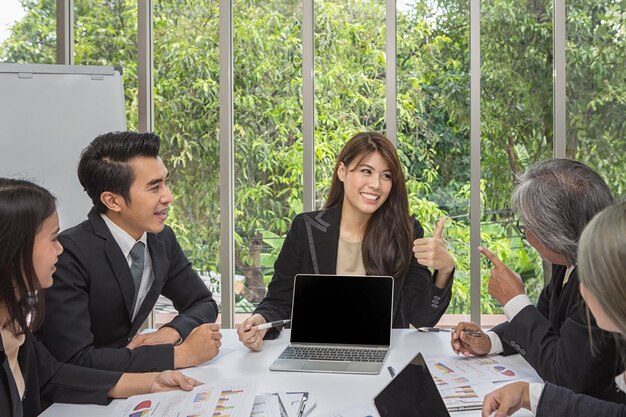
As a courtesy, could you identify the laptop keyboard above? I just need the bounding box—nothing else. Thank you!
[278,346,387,362]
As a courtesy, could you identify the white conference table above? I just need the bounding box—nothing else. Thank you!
[41,329,540,417]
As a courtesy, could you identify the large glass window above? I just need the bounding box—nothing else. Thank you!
[152,0,221,322]
[74,0,138,129]
[234,0,303,317]
[8,0,623,322]
[480,0,552,310]
[314,0,387,204]
[397,0,471,314]
[566,1,626,200]
[0,0,56,63]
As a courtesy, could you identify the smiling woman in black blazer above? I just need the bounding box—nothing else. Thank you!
[237,132,455,350]
[0,179,200,417]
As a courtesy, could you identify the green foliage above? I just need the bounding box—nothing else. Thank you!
[0,0,57,64]
[566,1,626,197]
[2,0,623,315]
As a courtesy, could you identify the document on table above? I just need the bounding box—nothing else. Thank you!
[425,355,534,411]
[251,393,283,417]
[113,378,257,417]
[438,382,494,410]
[427,355,533,387]
[252,392,313,417]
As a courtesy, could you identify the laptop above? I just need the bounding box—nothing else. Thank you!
[269,273,394,375]
[374,352,483,416]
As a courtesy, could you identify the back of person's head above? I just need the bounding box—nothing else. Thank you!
[0,178,55,334]
[511,158,614,265]
[326,132,412,279]
[578,202,626,336]
[78,131,161,213]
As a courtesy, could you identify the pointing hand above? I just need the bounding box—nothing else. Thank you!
[479,246,525,305]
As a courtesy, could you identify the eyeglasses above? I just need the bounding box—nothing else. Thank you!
[516,220,527,239]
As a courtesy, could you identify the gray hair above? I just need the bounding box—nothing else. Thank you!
[578,202,626,336]
[511,159,614,265]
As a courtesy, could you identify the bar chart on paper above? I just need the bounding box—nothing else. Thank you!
[440,385,480,401]
[213,389,247,416]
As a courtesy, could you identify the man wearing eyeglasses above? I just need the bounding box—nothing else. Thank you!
[451,159,626,405]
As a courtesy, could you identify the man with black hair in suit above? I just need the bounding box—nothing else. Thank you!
[37,131,222,372]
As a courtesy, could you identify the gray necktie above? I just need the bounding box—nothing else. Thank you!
[129,241,145,311]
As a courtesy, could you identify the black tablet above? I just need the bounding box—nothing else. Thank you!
[374,352,451,417]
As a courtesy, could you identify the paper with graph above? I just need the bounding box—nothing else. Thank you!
[428,355,532,387]
[425,355,534,410]
[114,378,257,417]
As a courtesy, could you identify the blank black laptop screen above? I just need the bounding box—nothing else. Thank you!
[290,274,393,346]
[374,352,450,417]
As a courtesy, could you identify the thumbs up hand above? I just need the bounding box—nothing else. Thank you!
[413,217,455,281]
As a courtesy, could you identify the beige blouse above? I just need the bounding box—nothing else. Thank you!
[0,323,26,399]
[336,237,366,275]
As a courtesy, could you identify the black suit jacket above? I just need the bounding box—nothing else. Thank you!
[254,207,453,338]
[36,209,218,372]
[537,383,626,417]
[492,265,625,402]
[0,332,121,417]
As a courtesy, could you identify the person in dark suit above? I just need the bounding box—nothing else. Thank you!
[36,131,222,372]
[452,159,624,402]
[0,178,202,417]
[481,202,626,417]
[237,132,455,350]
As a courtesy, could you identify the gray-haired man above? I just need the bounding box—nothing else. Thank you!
[452,159,625,404]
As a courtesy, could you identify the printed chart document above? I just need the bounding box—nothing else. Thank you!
[437,382,494,410]
[427,355,534,410]
[114,378,257,417]
[428,355,533,386]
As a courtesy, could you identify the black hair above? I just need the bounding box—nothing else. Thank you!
[0,178,56,334]
[78,131,161,213]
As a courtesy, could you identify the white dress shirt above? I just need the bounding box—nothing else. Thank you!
[101,214,154,320]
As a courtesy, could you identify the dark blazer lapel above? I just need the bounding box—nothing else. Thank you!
[131,233,166,334]
[89,209,136,320]
[305,207,341,274]
[0,336,22,417]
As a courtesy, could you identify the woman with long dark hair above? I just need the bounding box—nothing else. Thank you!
[0,178,200,417]
[237,132,455,350]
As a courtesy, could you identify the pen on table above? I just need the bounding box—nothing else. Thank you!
[418,327,483,337]
[452,405,484,412]
[387,366,396,378]
[252,319,291,331]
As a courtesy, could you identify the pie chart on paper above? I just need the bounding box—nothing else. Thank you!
[129,400,152,417]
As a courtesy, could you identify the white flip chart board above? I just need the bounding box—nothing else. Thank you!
[0,63,126,230]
